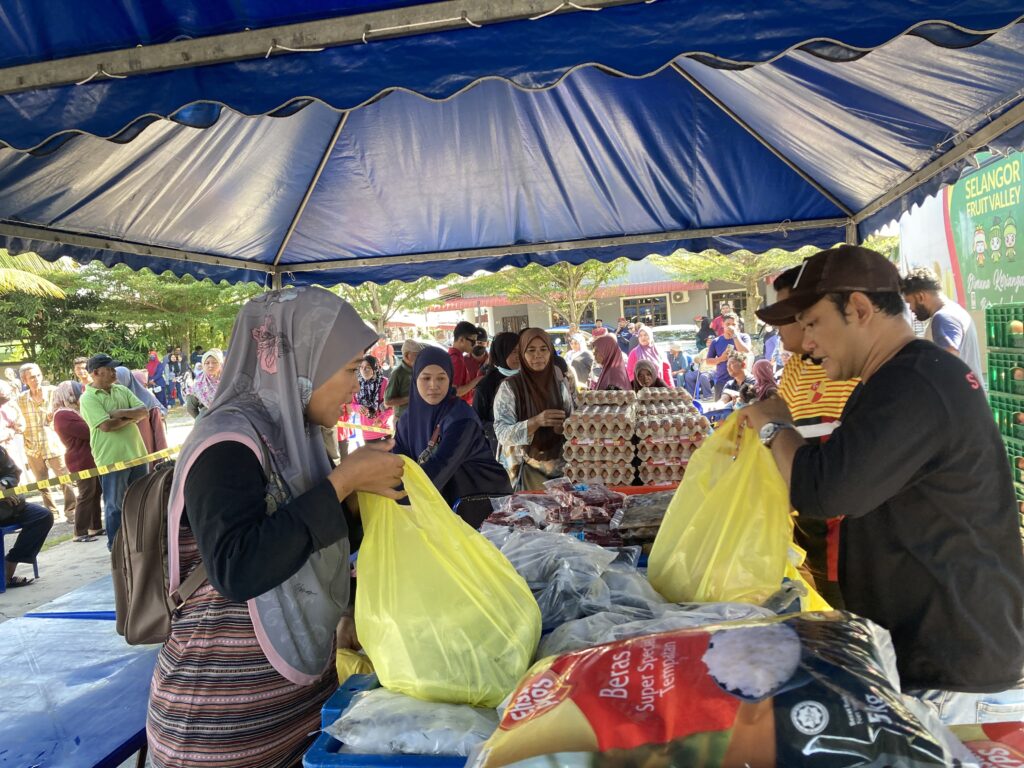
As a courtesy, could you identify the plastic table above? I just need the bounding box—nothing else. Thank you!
[0,615,159,767]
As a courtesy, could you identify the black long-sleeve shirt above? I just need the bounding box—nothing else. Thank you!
[183,441,353,603]
[790,340,1024,692]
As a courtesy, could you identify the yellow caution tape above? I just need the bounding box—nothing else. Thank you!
[2,446,180,499]
[336,420,395,437]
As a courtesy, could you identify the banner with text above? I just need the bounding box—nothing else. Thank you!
[947,152,1023,310]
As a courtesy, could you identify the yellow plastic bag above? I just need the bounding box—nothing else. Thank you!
[784,541,832,612]
[355,457,541,707]
[648,414,792,603]
[336,648,374,683]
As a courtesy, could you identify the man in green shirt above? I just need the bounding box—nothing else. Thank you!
[384,340,422,423]
[80,354,150,549]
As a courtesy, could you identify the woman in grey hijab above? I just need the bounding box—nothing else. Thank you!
[148,287,405,768]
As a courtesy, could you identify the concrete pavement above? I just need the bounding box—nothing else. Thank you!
[0,407,194,623]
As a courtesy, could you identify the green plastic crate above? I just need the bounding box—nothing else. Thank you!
[1005,436,1024,485]
[988,391,1024,440]
[986,304,1024,350]
[989,351,1024,395]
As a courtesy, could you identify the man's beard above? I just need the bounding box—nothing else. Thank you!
[802,353,825,365]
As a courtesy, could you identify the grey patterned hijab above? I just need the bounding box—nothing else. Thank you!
[167,287,375,685]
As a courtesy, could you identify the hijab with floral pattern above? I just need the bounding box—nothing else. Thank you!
[168,287,376,686]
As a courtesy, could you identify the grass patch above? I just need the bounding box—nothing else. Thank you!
[41,533,73,552]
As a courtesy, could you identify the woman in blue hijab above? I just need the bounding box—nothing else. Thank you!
[394,346,511,525]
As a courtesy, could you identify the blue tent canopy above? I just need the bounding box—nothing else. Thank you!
[0,0,1020,285]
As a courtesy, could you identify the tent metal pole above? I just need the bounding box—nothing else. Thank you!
[0,0,650,97]
[670,63,855,219]
[270,271,282,290]
[285,216,849,273]
[0,221,273,275]
[272,112,349,268]
[845,219,858,244]
[854,98,1024,226]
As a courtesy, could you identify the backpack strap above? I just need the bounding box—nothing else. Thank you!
[170,434,275,612]
[169,561,208,612]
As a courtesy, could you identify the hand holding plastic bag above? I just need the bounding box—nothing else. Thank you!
[648,414,792,603]
[355,458,541,707]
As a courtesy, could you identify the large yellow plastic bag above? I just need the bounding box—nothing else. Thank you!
[648,414,792,603]
[355,457,541,707]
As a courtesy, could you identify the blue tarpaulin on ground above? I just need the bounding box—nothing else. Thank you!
[0,1,1020,284]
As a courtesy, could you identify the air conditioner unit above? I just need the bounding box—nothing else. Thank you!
[671,291,688,304]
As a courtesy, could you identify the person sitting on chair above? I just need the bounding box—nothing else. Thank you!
[0,444,53,588]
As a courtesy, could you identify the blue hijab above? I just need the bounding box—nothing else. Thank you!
[396,345,482,459]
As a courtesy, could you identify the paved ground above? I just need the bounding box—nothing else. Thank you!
[0,407,194,624]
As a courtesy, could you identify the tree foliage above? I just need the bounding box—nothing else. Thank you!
[653,247,818,329]
[0,262,260,380]
[334,278,444,333]
[462,260,629,326]
[0,250,68,298]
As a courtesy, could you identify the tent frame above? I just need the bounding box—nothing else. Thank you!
[0,0,649,96]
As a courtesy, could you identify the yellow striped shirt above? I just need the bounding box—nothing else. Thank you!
[778,355,859,425]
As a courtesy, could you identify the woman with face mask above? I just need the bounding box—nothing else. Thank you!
[473,332,520,456]
[147,287,406,768]
[492,329,575,491]
[394,346,511,524]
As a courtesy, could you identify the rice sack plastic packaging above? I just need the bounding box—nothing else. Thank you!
[648,414,792,604]
[470,612,972,767]
[355,458,541,707]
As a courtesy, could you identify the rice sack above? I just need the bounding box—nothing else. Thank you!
[470,612,971,767]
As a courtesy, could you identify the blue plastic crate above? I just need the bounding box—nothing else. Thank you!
[305,674,466,768]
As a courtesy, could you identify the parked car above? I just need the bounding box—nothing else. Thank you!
[545,327,593,355]
[651,324,699,364]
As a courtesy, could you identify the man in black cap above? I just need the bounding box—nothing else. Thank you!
[743,244,1024,724]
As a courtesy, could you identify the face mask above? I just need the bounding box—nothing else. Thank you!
[498,365,519,377]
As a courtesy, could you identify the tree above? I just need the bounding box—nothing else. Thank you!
[461,260,629,327]
[653,246,818,330]
[334,278,443,334]
[0,250,67,299]
[0,262,260,379]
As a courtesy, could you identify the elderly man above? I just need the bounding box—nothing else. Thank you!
[80,354,149,549]
[745,245,1024,725]
[18,363,76,521]
[384,340,422,423]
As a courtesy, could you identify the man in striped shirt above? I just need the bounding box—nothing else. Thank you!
[760,266,859,608]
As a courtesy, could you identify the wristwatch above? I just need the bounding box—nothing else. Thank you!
[759,422,794,448]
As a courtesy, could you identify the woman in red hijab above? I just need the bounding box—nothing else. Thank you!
[492,329,575,491]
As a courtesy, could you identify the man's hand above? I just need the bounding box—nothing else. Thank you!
[738,396,793,432]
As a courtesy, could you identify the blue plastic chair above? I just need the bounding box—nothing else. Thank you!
[0,523,40,594]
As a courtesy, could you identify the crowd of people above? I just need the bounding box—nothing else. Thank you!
[3,247,1021,765]
[1,345,226,589]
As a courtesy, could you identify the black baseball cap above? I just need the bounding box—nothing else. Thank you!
[85,353,120,373]
[756,245,901,326]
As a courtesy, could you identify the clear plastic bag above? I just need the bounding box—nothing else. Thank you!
[579,568,668,620]
[498,530,617,590]
[326,687,499,756]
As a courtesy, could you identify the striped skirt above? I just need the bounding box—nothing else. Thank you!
[147,528,336,768]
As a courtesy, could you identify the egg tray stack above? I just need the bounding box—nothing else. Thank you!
[634,389,711,486]
[563,397,637,486]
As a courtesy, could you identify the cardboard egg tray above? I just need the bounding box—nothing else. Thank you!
[637,388,693,405]
[564,442,636,463]
[637,439,694,461]
[564,404,636,440]
[640,463,686,485]
[577,390,636,407]
[565,461,635,486]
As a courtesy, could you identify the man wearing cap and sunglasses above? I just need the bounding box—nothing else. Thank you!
[743,244,1024,725]
[79,354,150,550]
